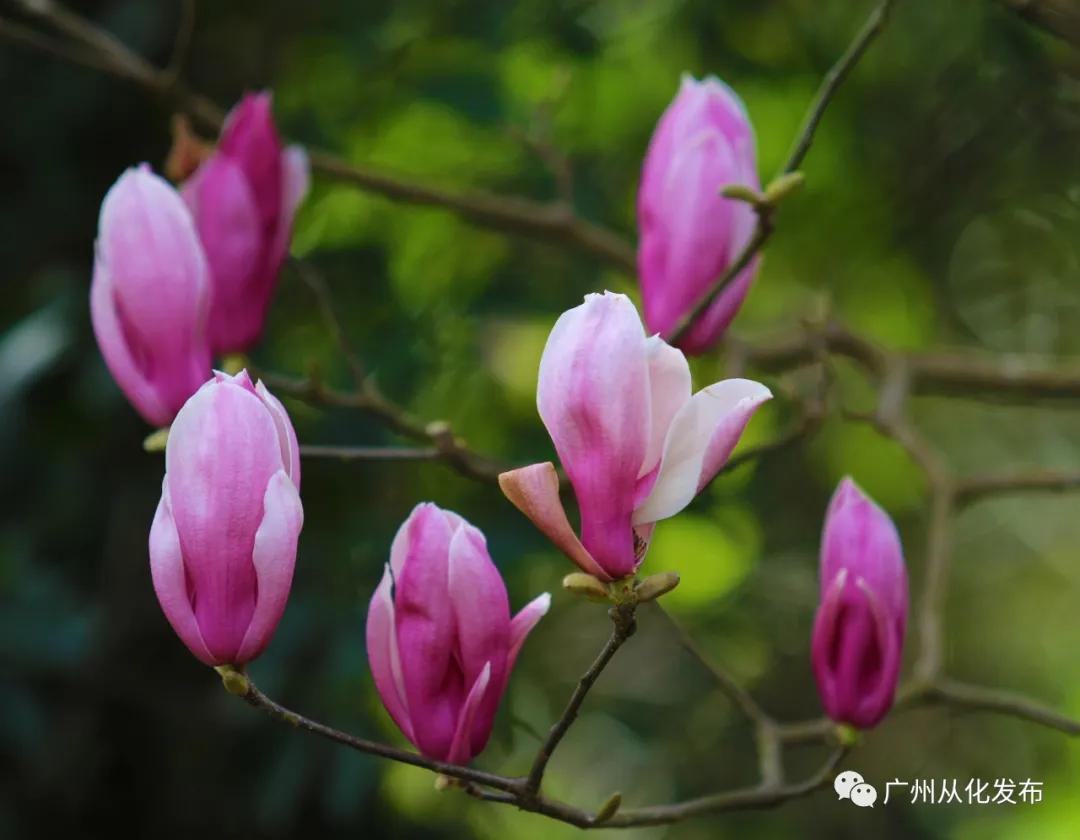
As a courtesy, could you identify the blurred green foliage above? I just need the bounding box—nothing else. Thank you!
[4,0,1080,838]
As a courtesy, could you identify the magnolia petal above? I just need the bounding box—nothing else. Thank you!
[498,463,611,581]
[445,662,492,765]
[633,378,771,525]
[148,479,214,665]
[366,564,415,743]
[507,592,551,673]
[89,259,170,426]
[255,379,301,489]
[393,503,459,760]
[638,336,692,479]
[447,525,510,753]
[235,470,303,664]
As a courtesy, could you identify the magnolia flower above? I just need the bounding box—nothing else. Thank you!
[812,478,908,729]
[90,165,212,426]
[367,503,549,763]
[150,370,302,666]
[638,75,760,355]
[183,92,309,353]
[500,292,770,580]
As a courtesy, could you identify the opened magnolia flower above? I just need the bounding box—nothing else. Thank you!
[500,291,771,581]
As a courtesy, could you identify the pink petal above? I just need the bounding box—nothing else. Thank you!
[638,336,692,480]
[447,524,510,758]
[445,662,492,765]
[821,478,907,618]
[183,154,262,353]
[89,260,171,426]
[270,145,310,268]
[149,478,214,665]
[218,91,284,232]
[537,292,650,577]
[633,378,771,525]
[393,503,459,760]
[94,165,212,420]
[255,379,301,489]
[498,462,611,581]
[507,592,551,672]
[235,470,303,664]
[366,564,415,743]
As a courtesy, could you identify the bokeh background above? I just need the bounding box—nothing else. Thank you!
[4,0,1080,837]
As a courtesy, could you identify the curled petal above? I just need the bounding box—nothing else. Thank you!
[235,470,303,663]
[445,662,492,765]
[256,379,301,488]
[499,463,611,581]
[393,503,458,759]
[366,565,414,743]
[507,592,551,672]
[149,479,214,665]
[447,525,510,755]
[633,378,771,525]
[90,260,171,426]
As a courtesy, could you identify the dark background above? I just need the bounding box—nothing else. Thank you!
[3,1,1080,837]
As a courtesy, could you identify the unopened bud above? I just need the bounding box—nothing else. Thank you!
[214,664,250,697]
[143,426,170,453]
[562,572,609,601]
[720,183,765,205]
[594,791,622,823]
[634,571,680,603]
[763,171,805,205]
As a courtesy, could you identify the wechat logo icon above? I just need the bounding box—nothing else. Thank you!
[835,770,878,808]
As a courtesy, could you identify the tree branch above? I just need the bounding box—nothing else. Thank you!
[524,604,637,796]
[1,0,636,273]
[668,0,896,344]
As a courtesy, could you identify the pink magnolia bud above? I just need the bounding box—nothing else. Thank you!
[366,503,550,763]
[499,292,770,581]
[183,92,310,353]
[638,75,760,355]
[90,165,212,427]
[812,478,908,729]
[149,370,303,666]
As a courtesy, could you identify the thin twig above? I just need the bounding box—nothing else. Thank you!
[288,257,366,387]
[300,444,441,461]
[524,604,637,796]
[956,469,1080,506]
[233,673,522,793]
[668,0,896,344]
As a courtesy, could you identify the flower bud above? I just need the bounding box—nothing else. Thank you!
[149,370,303,666]
[637,75,760,355]
[811,478,908,729]
[90,165,212,426]
[634,571,680,603]
[366,503,550,763]
[182,92,310,353]
[499,292,770,580]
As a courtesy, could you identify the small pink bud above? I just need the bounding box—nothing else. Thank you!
[811,478,908,729]
[366,503,549,763]
[183,92,310,353]
[149,370,303,666]
[90,165,212,426]
[500,292,770,580]
[637,75,760,355]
